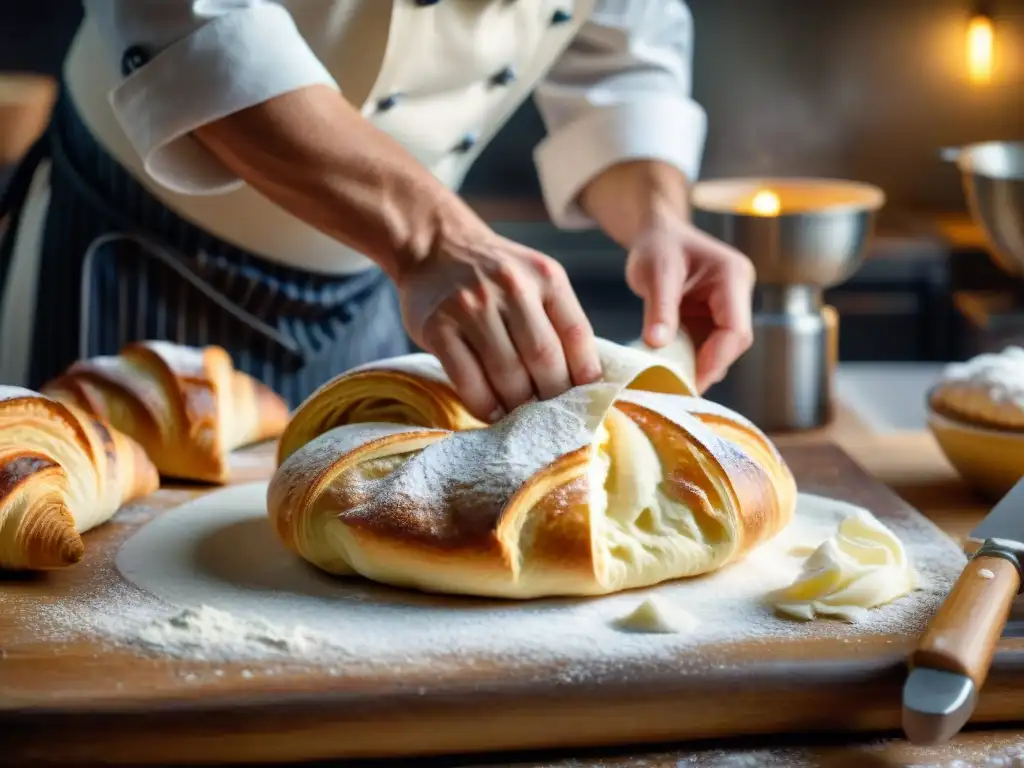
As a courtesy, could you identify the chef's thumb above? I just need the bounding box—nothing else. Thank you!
[635,252,684,349]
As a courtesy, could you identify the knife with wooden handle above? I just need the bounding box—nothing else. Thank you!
[902,478,1024,744]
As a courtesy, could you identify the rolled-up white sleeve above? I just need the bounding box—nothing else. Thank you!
[83,0,339,195]
[533,0,707,229]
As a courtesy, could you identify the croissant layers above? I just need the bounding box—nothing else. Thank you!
[42,341,290,483]
[0,387,159,570]
[269,339,797,599]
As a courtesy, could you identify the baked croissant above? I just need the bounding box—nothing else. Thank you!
[269,339,797,599]
[0,387,159,570]
[42,341,290,483]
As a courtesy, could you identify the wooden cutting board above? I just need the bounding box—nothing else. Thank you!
[2,442,1024,766]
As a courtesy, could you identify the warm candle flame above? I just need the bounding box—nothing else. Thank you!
[967,14,994,84]
[750,189,782,217]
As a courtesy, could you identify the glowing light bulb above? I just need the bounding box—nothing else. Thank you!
[749,189,782,217]
[966,13,994,84]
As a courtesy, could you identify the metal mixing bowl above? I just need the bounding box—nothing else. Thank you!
[690,177,885,288]
[944,141,1024,276]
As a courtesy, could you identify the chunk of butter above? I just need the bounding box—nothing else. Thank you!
[767,508,919,623]
[613,595,700,634]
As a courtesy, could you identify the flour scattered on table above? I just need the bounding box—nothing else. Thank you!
[971,740,1024,767]
[133,605,332,661]
[27,484,965,673]
[112,488,197,525]
[663,737,1024,768]
[671,749,815,767]
[901,738,1024,767]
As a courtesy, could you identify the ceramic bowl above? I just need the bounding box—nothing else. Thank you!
[927,400,1024,501]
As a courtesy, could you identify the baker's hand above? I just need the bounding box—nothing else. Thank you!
[626,218,756,393]
[396,230,602,422]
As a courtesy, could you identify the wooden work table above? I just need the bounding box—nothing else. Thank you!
[6,404,1020,768]
[452,409,1011,768]
[140,404,1012,768]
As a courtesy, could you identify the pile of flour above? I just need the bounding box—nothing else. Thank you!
[27,484,964,675]
[131,605,334,662]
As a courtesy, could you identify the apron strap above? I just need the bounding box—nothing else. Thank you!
[45,121,308,364]
[0,132,51,313]
[79,232,305,361]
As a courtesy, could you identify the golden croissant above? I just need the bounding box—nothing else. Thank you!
[42,341,290,484]
[268,339,797,599]
[0,387,159,570]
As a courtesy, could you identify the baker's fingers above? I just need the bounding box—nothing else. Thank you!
[536,259,601,387]
[694,261,755,391]
[421,321,504,422]
[447,289,536,415]
[627,244,685,349]
[502,289,572,401]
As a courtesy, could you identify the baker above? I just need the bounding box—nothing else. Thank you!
[0,0,754,417]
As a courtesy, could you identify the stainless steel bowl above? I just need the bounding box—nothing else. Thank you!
[690,178,885,288]
[944,141,1024,276]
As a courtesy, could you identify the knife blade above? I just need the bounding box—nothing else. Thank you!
[902,477,1024,744]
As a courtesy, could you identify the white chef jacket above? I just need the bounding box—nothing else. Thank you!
[64,0,706,273]
[1,0,706,381]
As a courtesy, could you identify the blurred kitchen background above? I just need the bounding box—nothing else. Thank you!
[2,0,1023,431]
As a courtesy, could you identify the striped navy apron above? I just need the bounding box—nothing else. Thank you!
[0,92,409,409]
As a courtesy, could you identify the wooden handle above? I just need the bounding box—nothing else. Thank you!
[911,555,1019,689]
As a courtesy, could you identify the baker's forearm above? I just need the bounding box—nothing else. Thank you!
[193,84,484,281]
[578,160,691,249]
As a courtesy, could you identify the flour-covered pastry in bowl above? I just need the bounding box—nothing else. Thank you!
[929,346,1024,430]
[268,339,797,599]
[928,347,1024,499]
